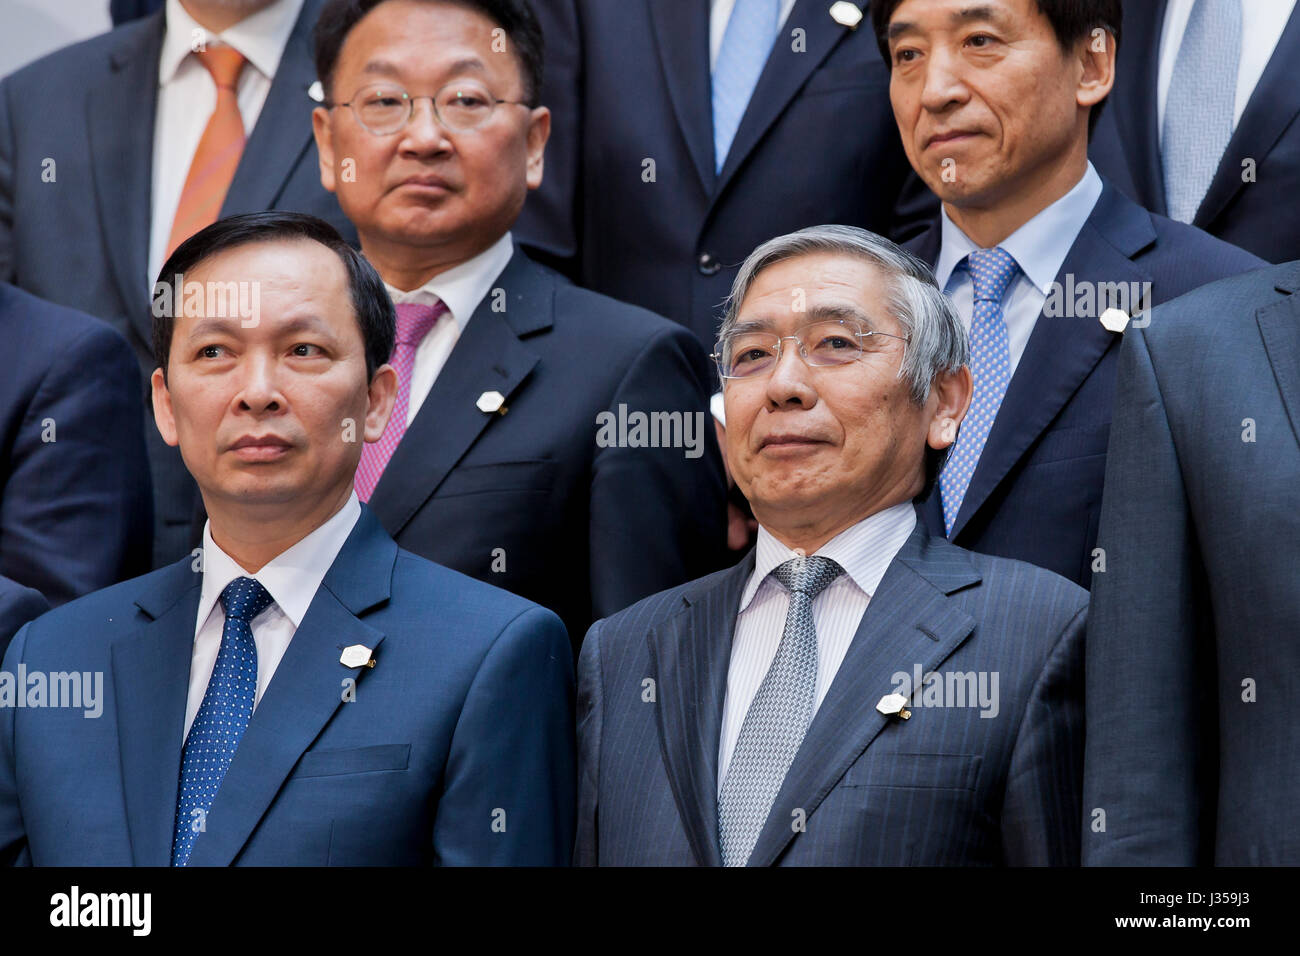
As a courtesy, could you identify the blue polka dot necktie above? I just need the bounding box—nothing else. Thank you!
[718,554,842,866]
[171,576,273,867]
[940,246,1019,536]
[712,0,781,174]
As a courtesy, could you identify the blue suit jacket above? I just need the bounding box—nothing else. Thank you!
[0,282,152,607]
[0,0,355,568]
[0,506,576,866]
[577,522,1088,866]
[1090,0,1300,264]
[0,575,45,661]
[362,247,728,648]
[1084,261,1300,866]
[518,0,934,350]
[907,181,1264,587]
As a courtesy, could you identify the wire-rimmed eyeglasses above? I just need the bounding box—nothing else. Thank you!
[713,318,910,380]
[327,81,530,135]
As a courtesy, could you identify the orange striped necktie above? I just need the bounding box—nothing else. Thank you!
[164,46,248,260]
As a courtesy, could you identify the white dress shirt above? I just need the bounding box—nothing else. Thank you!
[184,491,361,739]
[710,0,800,68]
[148,0,305,290]
[1156,0,1297,147]
[934,162,1104,379]
[382,232,515,427]
[717,502,917,790]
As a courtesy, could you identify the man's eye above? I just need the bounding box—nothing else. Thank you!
[291,344,323,357]
[198,345,225,359]
[894,48,919,64]
[967,34,996,48]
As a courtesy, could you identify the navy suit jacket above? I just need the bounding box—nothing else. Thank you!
[1090,0,1300,263]
[364,248,728,648]
[0,505,575,866]
[1084,261,1300,866]
[577,522,1088,866]
[0,0,355,568]
[907,181,1264,587]
[0,575,45,661]
[518,0,934,350]
[0,282,152,607]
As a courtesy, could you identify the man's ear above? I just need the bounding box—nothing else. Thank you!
[525,106,551,191]
[363,363,399,442]
[312,105,337,194]
[151,366,180,448]
[1076,27,1116,111]
[926,365,973,451]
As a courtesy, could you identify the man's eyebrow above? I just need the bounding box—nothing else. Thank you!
[184,315,335,339]
[888,4,1004,43]
[361,56,488,80]
[806,302,876,326]
[729,318,775,335]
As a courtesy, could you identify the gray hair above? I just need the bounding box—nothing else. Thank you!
[718,224,968,405]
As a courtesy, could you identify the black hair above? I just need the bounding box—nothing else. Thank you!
[152,211,395,381]
[313,0,544,106]
[870,0,1122,137]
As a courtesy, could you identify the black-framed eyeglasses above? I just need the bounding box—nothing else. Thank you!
[328,81,530,135]
[712,318,910,380]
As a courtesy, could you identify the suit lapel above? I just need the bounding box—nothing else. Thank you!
[1255,264,1300,448]
[948,185,1150,540]
[86,13,164,341]
[1112,0,1167,214]
[1196,4,1300,231]
[715,0,849,196]
[647,0,716,195]
[647,555,753,867]
[185,507,396,866]
[365,251,544,536]
[746,526,980,866]
[220,0,322,216]
[112,559,202,866]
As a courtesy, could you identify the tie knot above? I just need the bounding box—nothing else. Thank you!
[770,555,841,598]
[219,576,273,624]
[195,46,247,89]
[394,301,447,347]
[966,247,1019,304]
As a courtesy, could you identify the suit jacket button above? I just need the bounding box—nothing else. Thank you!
[697,252,721,276]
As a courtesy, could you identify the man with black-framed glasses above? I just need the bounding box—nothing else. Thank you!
[577,225,1090,866]
[309,0,727,651]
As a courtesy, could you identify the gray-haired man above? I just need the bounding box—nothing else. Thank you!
[576,225,1088,866]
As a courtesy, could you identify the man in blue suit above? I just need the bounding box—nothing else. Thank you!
[0,212,575,866]
[519,0,935,352]
[1090,0,1300,264]
[577,226,1088,866]
[1084,261,1300,866]
[308,0,727,645]
[0,0,355,568]
[872,0,1263,587]
[0,283,153,607]
[0,576,45,660]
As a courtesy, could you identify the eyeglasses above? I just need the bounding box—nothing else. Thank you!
[328,81,530,135]
[713,318,910,380]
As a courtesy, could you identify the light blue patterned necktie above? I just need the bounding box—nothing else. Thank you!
[718,554,841,866]
[1163,0,1242,223]
[171,576,272,867]
[712,0,781,174]
[940,246,1019,536]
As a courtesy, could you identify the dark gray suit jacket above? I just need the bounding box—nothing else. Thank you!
[0,0,353,568]
[577,522,1088,865]
[1084,261,1300,866]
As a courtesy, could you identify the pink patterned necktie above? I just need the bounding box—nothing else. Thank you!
[354,300,448,501]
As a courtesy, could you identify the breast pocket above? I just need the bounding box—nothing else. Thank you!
[435,459,557,499]
[1029,423,1110,466]
[841,751,982,791]
[293,744,411,778]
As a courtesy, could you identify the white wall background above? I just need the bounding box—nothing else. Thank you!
[1,0,114,78]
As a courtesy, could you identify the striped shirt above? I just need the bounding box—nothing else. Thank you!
[717,502,917,791]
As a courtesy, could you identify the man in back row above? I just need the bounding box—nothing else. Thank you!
[308,0,728,645]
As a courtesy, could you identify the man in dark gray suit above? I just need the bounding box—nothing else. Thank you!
[1084,261,1300,866]
[0,0,353,568]
[577,225,1088,866]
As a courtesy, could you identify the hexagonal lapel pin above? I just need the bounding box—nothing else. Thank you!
[829,2,863,29]
[876,692,912,720]
[477,390,507,415]
[1099,307,1130,334]
[339,644,375,668]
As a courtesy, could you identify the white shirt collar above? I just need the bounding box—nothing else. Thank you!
[383,232,516,333]
[935,161,1104,295]
[159,0,304,86]
[196,491,362,634]
[739,502,918,612]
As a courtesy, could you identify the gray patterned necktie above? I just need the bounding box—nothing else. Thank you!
[718,554,842,866]
[1162,0,1242,223]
